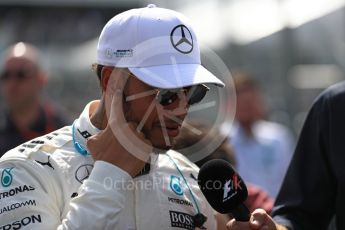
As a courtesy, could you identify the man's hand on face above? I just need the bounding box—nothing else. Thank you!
[226,209,287,230]
[87,69,152,178]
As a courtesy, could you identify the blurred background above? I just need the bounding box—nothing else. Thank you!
[1,0,345,137]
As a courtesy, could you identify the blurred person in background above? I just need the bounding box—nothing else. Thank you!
[0,42,68,156]
[174,121,274,219]
[222,72,295,198]
[226,77,345,230]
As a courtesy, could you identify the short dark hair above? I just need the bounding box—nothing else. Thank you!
[95,64,104,81]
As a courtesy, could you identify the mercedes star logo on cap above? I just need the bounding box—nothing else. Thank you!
[170,24,193,54]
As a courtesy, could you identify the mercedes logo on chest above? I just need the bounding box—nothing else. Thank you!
[75,164,93,184]
[170,24,193,54]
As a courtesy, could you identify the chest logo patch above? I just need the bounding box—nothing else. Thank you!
[1,167,14,187]
[170,175,183,196]
[75,164,93,184]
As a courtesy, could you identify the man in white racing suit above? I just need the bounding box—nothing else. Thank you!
[0,5,226,230]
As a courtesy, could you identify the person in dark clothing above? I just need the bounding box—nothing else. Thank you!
[0,42,68,156]
[226,81,345,230]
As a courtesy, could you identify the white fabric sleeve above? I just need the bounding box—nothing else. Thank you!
[0,159,136,230]
[59,161,136,230]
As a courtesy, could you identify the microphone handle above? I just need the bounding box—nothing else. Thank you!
[231,203,250,221]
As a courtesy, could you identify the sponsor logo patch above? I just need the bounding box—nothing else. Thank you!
[0,200,36,215]
[75,164,93,184]
[1,168,14,187]
[170,175,183,196]
[0,185,35,200]
[223,174,243,202]
[0,214,41,229]
[35,156,54,170]
[106,48,133,58]
[170,24,194,54]
[169,210,194,230]
[168,197,193,207]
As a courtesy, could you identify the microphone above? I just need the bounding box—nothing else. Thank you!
[197,159,250,221]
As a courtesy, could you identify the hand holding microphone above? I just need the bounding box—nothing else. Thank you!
[198,159,283,230]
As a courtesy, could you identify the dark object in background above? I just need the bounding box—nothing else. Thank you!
[0,103,68,157]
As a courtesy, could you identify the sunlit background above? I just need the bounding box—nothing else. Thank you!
[1,0,345,136]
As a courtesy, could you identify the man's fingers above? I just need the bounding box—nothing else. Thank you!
[226,219,251,230]
[101,68,152,162]
[107,68,129,93]
[86,128,111,154]
[108,89,127,125]
[104,68,129,123]
[226,209,272,230]
[250,209,268,228]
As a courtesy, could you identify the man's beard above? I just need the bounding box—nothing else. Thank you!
[152,140,175,153]
[127,108,180,153]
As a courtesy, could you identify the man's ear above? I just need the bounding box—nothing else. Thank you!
[100,67,113,91]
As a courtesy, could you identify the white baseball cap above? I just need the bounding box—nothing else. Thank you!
[97,4,225,89]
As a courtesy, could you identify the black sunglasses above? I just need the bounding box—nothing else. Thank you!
[156,84,209,106]
[93,65,210,106]
[0,70,33,81]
